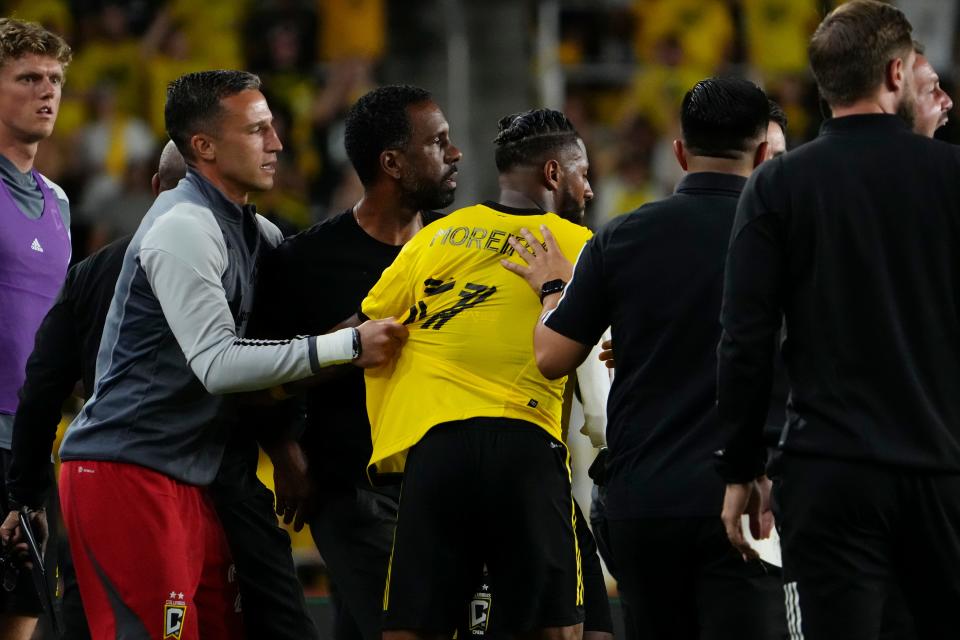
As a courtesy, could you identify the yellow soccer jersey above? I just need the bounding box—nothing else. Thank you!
[362,202,592,476]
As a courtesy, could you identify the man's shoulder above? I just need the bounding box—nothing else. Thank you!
[140,195,222,256]
[37,173,69,204]
[607,195,683,232]
[280,209,353,252]
[255,214,284,248]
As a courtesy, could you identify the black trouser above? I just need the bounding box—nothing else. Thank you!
[590,485,638,640]
[208,437,320,640]
[309,483,399,640]
[775,454,960,640]
[59,438,320,640]
[608,515,787,640]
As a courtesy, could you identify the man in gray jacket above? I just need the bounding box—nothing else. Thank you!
[56,70,406,640]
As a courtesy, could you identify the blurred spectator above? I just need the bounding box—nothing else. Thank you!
[73,82,154,252]
[593,117,664,224]
[67,3,142,116]
[742,0,821,80]
[141,11,207,136]
[618,36,711,134]
[309,59,374,218]
[78,156,155,252]
[76,83,155,180]
[166,0,246,69]
[633,0,734,75]
[7,0,73,41]
[318,0,385,62]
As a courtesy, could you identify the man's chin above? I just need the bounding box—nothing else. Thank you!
[425,187,456,211]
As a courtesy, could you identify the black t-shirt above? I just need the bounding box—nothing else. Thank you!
[545,172,747,519]
[252,209,444,487]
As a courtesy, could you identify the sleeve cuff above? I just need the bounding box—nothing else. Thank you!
[714,446,767,484]
[311,329,355,371]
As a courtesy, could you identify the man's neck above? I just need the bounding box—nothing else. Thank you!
[0,138,39,174]
[497,186,550,212]
[354,191,423,246]
[830,95,894,119]
[684,158,754,178]
[191,164,248,206]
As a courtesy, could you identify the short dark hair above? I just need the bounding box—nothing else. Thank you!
[768,99,788,132]
[344,84,433,186]
[493,109,581,172]
[164,70,262,161]
[680,77,769,159]
[808,0,913,107]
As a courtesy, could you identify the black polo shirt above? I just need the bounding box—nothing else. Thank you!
[545,171,746,519]
[718,114,960,483]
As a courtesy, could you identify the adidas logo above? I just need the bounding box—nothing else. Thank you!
[30,238,43,253]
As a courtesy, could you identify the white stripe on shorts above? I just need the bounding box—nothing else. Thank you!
[784,581,805,640]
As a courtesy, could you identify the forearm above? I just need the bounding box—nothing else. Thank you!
[144,248,356,394]
[715,216,782,483]
[7,306,81,509]
[715,329,774,482]
[250,398,306,450]
[575,338,610,448]
[534,293,592,379]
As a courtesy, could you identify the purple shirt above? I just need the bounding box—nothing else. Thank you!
[0,170,71,414]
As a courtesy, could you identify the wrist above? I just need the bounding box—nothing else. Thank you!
[539,278,566,303]
[311,329,355,369]
[352,327,363,360]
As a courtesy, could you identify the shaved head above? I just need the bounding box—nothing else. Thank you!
[153,140,187,195]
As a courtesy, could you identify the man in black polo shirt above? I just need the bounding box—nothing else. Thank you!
[251,84,461,640]
[717,2,960,638]
[502,77,786,640]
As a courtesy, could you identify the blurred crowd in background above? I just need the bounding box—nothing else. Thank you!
[8,0,960,259]
[5,0,959,592]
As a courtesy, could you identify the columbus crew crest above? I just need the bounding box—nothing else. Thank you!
[164,592,188,639]
[468,591,492,635]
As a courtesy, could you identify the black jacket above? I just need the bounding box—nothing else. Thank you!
[718,114,960,482]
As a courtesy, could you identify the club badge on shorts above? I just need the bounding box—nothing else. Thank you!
[164,591,188,639]
[468,587,492,635]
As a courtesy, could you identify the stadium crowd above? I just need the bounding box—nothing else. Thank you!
[1,1,960,639]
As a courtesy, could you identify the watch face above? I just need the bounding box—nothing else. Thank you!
[540,279,566,302]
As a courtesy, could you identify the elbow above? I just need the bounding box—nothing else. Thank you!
[535,348,567,381]
[199,374,233,396]
[194,357,244,395]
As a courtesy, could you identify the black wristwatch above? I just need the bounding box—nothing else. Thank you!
[539,278,566,303]
[351,327,363,360]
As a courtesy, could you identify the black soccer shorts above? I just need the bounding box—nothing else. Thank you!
[383,418,584,634]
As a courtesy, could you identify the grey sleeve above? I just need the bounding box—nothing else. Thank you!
[139,204,353,394]
[40,174,71,232]
[256,214,284,247]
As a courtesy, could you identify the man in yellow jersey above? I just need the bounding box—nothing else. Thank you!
[361,109,592,640]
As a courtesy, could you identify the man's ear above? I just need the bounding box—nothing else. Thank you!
[754,140,769,168]
[672,139,688,171]
[543,159,561,191]
[191,133,215,162]
[151,173,161,197]
[380,149,403,180]
[886,55,906,93]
